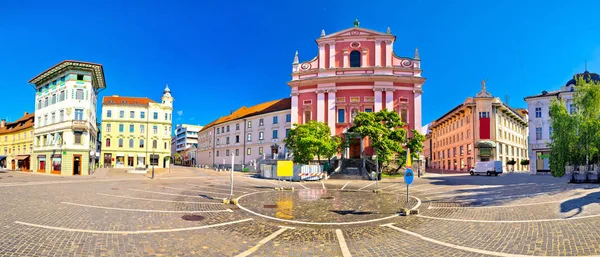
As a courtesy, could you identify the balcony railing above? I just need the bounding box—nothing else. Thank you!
[72,120,88,131]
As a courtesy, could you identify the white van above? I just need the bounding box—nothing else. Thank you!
[470,161,503,176]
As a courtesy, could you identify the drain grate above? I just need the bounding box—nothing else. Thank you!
[263,204,277,208]
[320,196,334,200]
[181,215,205,221]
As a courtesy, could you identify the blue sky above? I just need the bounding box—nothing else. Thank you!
[1,0,599,127]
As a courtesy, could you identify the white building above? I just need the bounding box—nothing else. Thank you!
[28,61,105,175]
[174,124,203,153]
[197,98,291,169]
[524,71,600,174]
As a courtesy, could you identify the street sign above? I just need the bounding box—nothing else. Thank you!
[404,168,414,185]
[277,161,293,177]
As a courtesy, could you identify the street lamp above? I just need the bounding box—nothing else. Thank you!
[151,151,155,179]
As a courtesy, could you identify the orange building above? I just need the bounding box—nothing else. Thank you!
[429,81,528,172]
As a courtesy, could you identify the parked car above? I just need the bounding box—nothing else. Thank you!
[470,161,503,176]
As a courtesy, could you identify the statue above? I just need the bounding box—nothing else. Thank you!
[481,79,487,92]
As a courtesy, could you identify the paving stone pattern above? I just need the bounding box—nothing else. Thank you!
[0,168,598,256]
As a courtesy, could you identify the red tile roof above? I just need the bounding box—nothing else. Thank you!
[200,98,291,132]
[103,96,156,105]
[0,113,35,134]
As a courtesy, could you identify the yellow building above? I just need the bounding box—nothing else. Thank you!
[0,112,35,171]
[100,85,174,168]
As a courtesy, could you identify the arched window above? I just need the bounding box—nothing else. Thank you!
[350,50,361,67]
[153,140,157,149]
[106,138,110,147]
[129,139,134,148]
[139,139,145,148]
[118,139,123,148]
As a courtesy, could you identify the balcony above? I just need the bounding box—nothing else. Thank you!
[72,120,88,131]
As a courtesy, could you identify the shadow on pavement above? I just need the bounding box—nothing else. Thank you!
[560,191,600,218]
[417,173,583,206]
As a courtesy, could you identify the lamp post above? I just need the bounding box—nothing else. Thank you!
[151,151,155,179]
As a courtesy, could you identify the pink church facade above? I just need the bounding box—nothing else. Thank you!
[289,21,426,157]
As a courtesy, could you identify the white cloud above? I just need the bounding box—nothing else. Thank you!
[177,110,183,116]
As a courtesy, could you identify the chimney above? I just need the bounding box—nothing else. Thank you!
[0,119,5,128]
[24,111,28,116]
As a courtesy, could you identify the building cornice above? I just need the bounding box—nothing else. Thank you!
[288,74,426,88]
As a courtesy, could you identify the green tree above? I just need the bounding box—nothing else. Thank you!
[549,75,600,177]
[284,121,342,164]
[349,109,425,173]
[520,159,529,166]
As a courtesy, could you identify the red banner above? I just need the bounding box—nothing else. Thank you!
[479,117,490,139]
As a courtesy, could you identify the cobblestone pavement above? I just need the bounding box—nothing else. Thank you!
[0,167,599,256]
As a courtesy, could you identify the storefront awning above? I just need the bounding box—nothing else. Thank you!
[16,155,30,160]
[128,154,134,157]
[116,153,124,157]
[475,140,497,148]
[137,154,145,157]
[0,156,6,161]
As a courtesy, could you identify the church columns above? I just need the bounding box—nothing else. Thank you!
[327,89,336,135]
[329,44,336,69]
[343,50,349,68]
[375,40,381,67]
[317,90,325,122]
[291,92,299,125]
[374,89,383,112]
[318,44,325,69]
[414,87,423,131]
[385,88,394,111]
[362,48,368,67]
[385,40,393,67]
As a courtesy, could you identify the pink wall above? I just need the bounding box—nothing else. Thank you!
[297,91,317,124]
[334,41,376,67]
[324,44,330,69]
[393,89,415,131]
[381,42,387,66]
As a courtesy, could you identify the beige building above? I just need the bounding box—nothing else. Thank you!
[0,112,35,171]
[100,85,174,169]
[429,81,528,172]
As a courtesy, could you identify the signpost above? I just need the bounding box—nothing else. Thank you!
[230,154,234,200]
[404,149,414,207]
[277,160,293,190]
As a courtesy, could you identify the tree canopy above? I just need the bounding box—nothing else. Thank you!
[549,75,600,177]
[349,109,425,170]
[284,121,342,164]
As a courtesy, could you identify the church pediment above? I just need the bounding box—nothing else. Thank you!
[321,28,390,39]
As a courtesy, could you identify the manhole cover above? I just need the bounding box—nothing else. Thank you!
[321,196,334,200]
[182,215,205,221]
[111,188,119,190]
[264,204,277,208]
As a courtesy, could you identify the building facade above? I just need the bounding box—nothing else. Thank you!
[429,81,529,172]
[174,124,203,153]
[524,71,600,174]
[29,61,105,175]
[0,113,35,171]
[100,85,174,169]
[197,98,291,168]
[289,20,425,158]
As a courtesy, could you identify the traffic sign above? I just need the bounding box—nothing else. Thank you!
[404,168,414,185]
